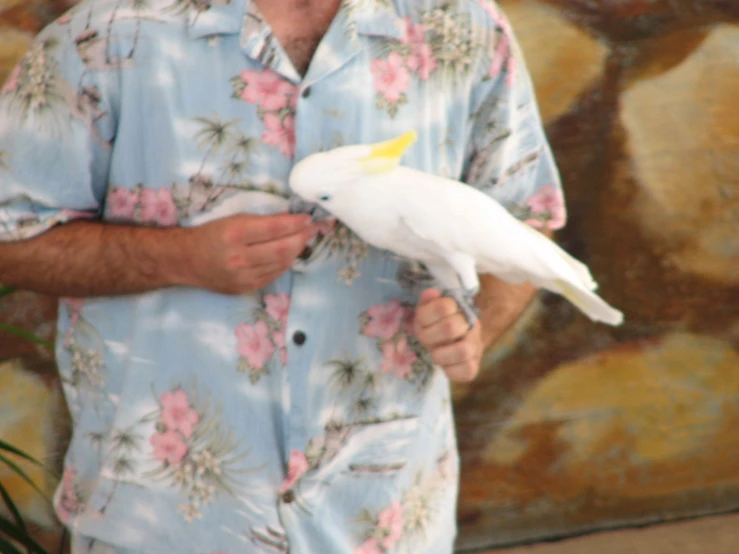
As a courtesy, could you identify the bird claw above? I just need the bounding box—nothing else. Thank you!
[441,288,480,331]
[289,196,332,223]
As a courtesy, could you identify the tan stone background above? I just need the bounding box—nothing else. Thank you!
[1,0,739,552]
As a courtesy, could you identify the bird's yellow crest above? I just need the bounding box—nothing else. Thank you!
[360,131,417,174]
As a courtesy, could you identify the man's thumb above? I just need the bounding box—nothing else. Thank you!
[418,288,442,305]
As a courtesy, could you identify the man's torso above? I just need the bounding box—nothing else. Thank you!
[2,0,515,551]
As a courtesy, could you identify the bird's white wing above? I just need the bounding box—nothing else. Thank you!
[392,168,600,291]
[391,167,544,276]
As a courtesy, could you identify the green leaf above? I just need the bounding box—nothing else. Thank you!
[0,440,47,470]
[0,480,26,534]
[0,452,51,505]
[0,533,24,554]
[0,515,51,554]
[0,285,17,299]
[0,322,54,350]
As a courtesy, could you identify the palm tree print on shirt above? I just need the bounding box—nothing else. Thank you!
[173,113,267,220]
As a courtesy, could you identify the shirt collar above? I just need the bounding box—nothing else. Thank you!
[349,0,406,40]
[187,0,405,41]
[187,0,245,39]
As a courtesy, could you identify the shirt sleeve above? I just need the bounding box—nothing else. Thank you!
[463,3,566,231]
[0,20,115,242]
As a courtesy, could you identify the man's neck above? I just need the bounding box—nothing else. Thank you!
[252,0,342,76]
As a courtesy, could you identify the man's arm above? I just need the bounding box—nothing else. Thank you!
[0,221,189,296]
[0,215,316,297]
[414,228,552,383]
[475,227,553,348]
[476,273,536,349]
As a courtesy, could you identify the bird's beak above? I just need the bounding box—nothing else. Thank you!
[360,131,417,174]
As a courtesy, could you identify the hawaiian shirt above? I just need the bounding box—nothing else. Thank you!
[0,0,566,552]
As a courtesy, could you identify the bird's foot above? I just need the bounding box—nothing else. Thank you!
[289,196,333,223]
[441,287,480,331]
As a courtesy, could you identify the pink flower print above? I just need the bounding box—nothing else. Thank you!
[525,184,566,229]
[262,113,296,158]
[1,65,20,94]
[401,17,426,46]
[239,70,263,104]
[139,188,159,223]
[505,53,517,86]
[61,297,85,344]
[160,389,200,438]
[287,89,298,111]
[406,42,437,81]
[401,18,437,80]
[479,0,512,35]
[265,293,290,328]
[239,69,297,111]
[257,71,298,111]
[354,539,383,554]
[62,297,85,320]
[371,53,410,103]
[236,320,276,369]
[154,188,178,226]
[378,500,405,550]
[381,337,417,379]
[140,187,178,227]
[364,299,404,340]
[272,329,288,365]
[489,34,510,80]
[150,430,188,465]
[401,305,416,338]
[56,466,78,522]
[280,450,309,493]
[479,0,496,18]
[58,13,72,24]
[107,186,139,220]
[481,0,515,83]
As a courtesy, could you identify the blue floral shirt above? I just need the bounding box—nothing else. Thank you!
[0,0,565,552]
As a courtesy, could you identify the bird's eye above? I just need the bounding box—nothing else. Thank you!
[319,194,331,202]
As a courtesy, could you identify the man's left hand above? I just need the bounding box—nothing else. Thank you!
[413,289,483,382]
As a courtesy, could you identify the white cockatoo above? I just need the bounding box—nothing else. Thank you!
[288,131,623,327]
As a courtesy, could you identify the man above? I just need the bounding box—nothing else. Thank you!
[0,0,566,552]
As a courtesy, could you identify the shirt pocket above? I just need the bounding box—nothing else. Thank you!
[298,415,424,500]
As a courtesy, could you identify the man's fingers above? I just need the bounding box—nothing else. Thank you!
[226,213,313,245]
[443,360,480,383]
[415,295,460,331]
[416,314,470,347]
[250,261,290,279]
[241,228,314,266]
[418,288,442,306]
[430,337,480,368]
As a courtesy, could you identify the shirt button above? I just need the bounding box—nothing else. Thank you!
[293,331,307,345]
[301,86,311,98]
[282,490,296,503]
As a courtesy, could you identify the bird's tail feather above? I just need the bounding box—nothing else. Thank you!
[558,250,597,291]
[519,222,597,290]
[554,279,623,326]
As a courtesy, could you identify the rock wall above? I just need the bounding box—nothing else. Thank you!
[1,0,738,550]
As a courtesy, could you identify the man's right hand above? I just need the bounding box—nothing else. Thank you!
[180,213,318,295]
